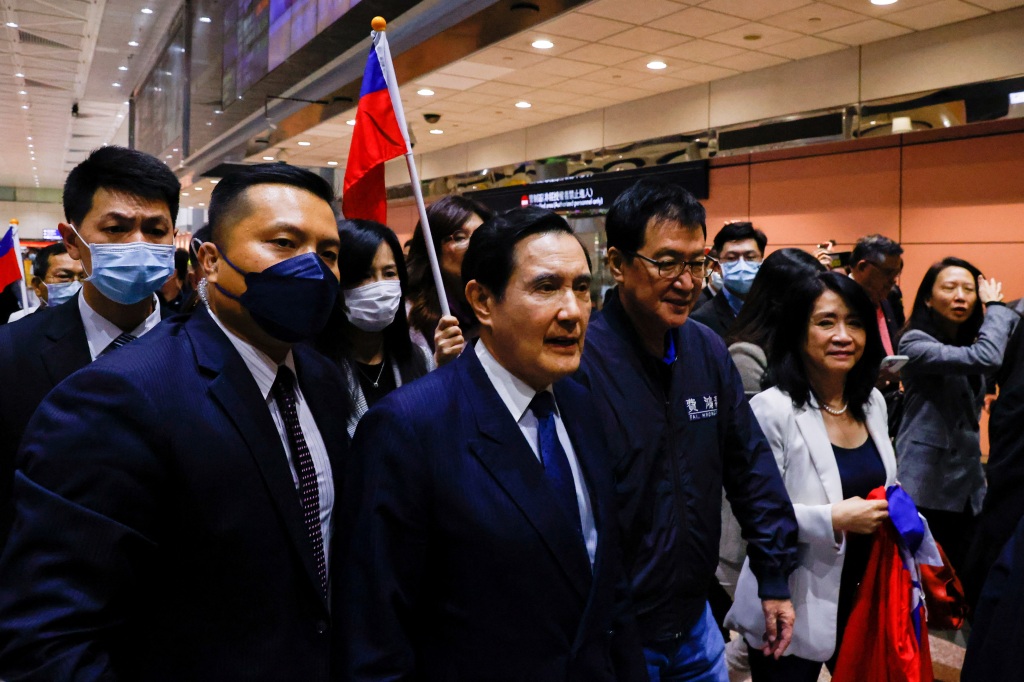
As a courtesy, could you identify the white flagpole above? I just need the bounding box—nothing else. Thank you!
[8,221,29,309]
[371,18,451,318]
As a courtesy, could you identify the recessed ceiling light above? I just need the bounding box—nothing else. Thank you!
[199,16,212,23]
[182,192,190,196]
[647,60,668,70]
[172,148,178,152]
[141,8,153,14]
[210,179,219,184]
[871,0,898,4]
[532,39,554,49]
[429,129,444,135]
[417,88,435,96]
[262,155,275,160]
[112,82,121,87]
[128,40,139,47]
[5,22,18,28]
[26,136,31,140]
[198,203,204,207]
[15,73,24,78]
[515,101,532,109]
[297,141,311,146]
[20,105,28,109]
[206,121,212,125]
[214,109,223,114]
[123,100,129,105]
[27,144,32,148]
[32,167,36,170]
[118,65,128,71]
[327,161,338,166]
[194,186,202,191]
[18,90,26,95]
[346,119,356,125]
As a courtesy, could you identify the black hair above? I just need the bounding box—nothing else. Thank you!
[315,219,427,380]
[32,242,68,280]
[727,248,826,352]
[851,234,903,265]
[406,195,493,338]
[208,163,335,244]
[767,271,884,422]
[63,146,181,225]
[713,221,767,256]
[605,179,706,256]
[904,257,984,345]
[174,249,189,282]
[462,206,588,301]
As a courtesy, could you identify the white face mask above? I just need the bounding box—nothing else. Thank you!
[343,280,402,332]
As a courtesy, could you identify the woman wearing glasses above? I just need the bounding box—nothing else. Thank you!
[896,257,1014,584]
[406,195,493,366]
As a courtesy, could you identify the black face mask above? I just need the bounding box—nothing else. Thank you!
[215,248,339,343]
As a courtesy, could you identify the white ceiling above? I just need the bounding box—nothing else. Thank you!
[0,0,177,191]
[240,0,1024,207]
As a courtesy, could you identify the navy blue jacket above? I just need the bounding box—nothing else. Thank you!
[0,306,350,681]
[575,290,798,641]
[340,346,647,682]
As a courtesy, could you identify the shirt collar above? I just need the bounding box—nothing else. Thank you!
[475,340,554,422]
[79,292,162,361]
[721,286,744,315]
[207,309,295,401]
[603,287,680,365]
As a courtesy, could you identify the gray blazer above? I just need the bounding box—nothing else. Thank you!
[896,305,1018,514]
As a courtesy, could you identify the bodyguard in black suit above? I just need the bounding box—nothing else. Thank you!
[340,207,646,682]
[0,164,349,680]
[0,146,181,551]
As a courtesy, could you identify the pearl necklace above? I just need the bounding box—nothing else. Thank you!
[820,401,849,416]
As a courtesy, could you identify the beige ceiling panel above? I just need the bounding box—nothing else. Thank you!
[523,88,584,103]
[705,22,804,48]
[601,26,693,51]
[493,67,568,88]
[884,0,988,31]
[525,109,604,160]
[697,0,813,21]
[604,84,710,146]
[710,48,858,127]
[675,63,740,82]
[559,43,648,65]
[761,2,866,34]
[439,60,516,81]
[595,85,662,102]
[529,58,606,78]
[464,80,531,97]
[578,0,688,24]
[657,7,750,36]
[817,18,912,45]
[577,66,659,86]
[761,35,848,59]
[965,0,1024,9]
[415,73,486,91]
[445,91,506,106]
[618,54,703,72]
[536,12,633,41]
[714,51,790,71]
[630,75,700,93]
[555,78,616,95]
[566,94,620,109]
[496,34,588,56]
[661,38,746,62]
[467,128,528,171]
[818,0,939,15]
[465,47,549,69]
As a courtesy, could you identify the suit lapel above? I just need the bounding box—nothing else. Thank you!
[460,351,592,600]
[40,296,92,389]
[794,405,845,504]
[187,309,327,607]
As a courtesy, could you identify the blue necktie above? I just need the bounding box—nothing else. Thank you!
[529,392,582,535]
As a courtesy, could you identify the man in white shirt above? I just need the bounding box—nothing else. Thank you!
[0,163,350,680]
[341,206,647,682]
[0,146,180,550]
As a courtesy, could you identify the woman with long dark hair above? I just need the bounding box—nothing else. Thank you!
[406,195,493,365]
[726,272,894,680]
[896,257,1014,581]
[316,219,433,436]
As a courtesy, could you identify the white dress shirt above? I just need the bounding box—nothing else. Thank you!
[208,311,334,569]
[475,341,598,565]
[78,293,163,361]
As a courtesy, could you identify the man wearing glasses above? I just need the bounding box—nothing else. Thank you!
[691,221,767,338]
[575,180,798,682]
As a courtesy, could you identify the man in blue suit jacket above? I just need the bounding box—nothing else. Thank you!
[340,207,647,682]
[0,164,349,680]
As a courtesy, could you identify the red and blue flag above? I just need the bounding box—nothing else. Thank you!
[342,30,409,224]
[0,225,24,293]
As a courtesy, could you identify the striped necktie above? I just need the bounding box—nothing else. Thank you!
[271,366,328,594]
[101,332,137,356]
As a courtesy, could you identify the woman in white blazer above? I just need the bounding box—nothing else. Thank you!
[726,272,895,681]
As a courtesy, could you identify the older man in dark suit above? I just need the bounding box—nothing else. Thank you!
[340,207,646,682]
[0,164,349,680]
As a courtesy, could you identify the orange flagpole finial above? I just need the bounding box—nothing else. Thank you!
[371,16,387,31]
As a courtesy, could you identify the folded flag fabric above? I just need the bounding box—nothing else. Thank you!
[0,226,24,293]
[342,29,408,224]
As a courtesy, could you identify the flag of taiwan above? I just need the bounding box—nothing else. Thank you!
[0,226,23,293]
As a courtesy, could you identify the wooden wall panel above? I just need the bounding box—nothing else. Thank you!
[703,164,751,245]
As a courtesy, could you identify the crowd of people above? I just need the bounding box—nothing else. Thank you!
[0,144,1021,681]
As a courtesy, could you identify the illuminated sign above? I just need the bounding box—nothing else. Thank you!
[41,228,60,240]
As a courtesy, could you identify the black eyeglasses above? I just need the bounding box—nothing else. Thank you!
[627,252,715,280]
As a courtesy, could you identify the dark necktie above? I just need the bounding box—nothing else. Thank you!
[529,391,582,535]
[272,366,327,594]
[101,332,136,356]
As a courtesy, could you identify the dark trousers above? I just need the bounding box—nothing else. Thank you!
[747,646,834,682]
[919,504,977,598]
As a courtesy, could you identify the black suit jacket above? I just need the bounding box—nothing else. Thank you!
[690,289,735,339]
[340,346,646,682]
[0,294,91,550]
[0,306,350,681]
